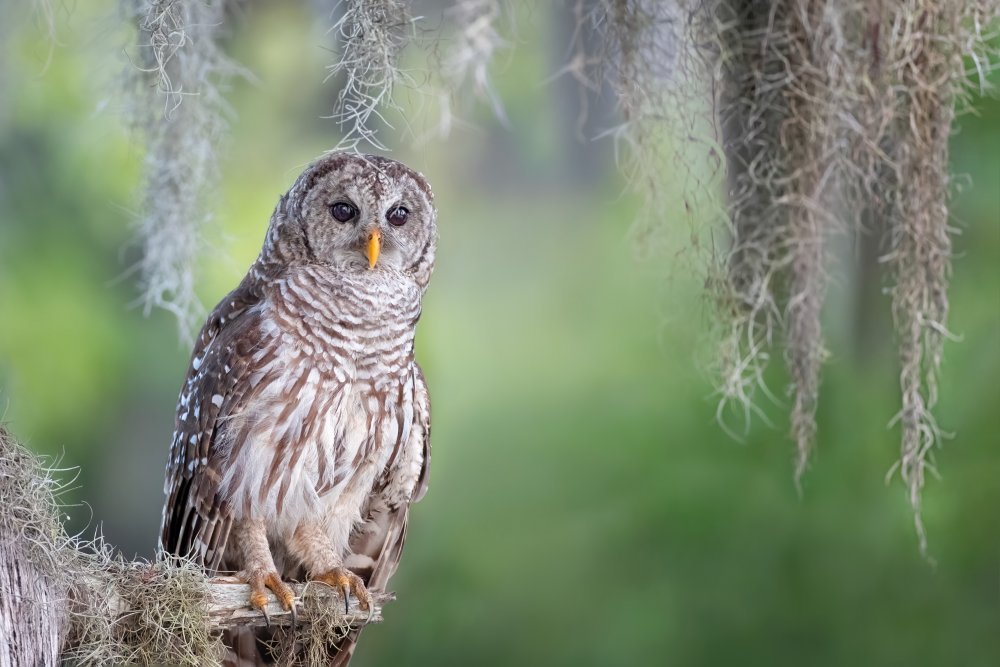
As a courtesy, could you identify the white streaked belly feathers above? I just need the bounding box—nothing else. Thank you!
[217,266,421,557]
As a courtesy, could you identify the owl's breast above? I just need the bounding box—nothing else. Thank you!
[266,266,420,382]
[218,268,420,530]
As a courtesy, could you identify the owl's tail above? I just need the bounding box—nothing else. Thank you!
[330,630,361,667]
[219,626,358,665]
[221,627,273,666]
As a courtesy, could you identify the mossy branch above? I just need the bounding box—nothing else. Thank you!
[0,427,385,666]
[72,573,388,633]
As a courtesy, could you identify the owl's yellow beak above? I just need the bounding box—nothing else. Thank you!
[366,229,381,269]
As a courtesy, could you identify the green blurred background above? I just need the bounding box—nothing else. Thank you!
[1,2,997,666]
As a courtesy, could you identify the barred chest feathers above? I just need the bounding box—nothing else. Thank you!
[218,265,423,543]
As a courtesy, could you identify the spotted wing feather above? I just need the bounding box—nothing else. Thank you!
[160,275,270,571]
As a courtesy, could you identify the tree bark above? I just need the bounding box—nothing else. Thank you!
[0,427,383,666]
[0,531,67,667]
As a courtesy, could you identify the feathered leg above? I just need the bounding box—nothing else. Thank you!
[287,520,373,614]
[235,518,296,622]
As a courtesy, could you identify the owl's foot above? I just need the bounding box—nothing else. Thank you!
[239,568,296,627]
[312,567,372,617]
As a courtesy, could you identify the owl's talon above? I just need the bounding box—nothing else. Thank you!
[312,567,372,617]
[240,568,295,626]
[261,605,271,628]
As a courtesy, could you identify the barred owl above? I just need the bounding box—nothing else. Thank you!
[159,153,436,665]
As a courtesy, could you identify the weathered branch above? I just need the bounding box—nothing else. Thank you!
[202,577,389,630]
[61,565,389,663]
[0,427,387,666]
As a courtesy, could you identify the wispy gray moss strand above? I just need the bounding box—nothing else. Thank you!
[126,0,241,340]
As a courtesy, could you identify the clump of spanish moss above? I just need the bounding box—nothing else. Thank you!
[699,0,997,547]
[65,557,222,666]
[876,1,992,552]
[439,1,992,545]
[710,0,846,484]
[326,0,415,151]
[0,425,71,665]
[0,426,223,665]
[584,0,700,256]
[264,583,357,666]
[124,0,242,340]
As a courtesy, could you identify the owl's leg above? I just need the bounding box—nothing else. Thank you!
[287,520,373,615]
[234,518,296,624]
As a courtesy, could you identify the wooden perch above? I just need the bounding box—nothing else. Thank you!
[204,576,391,630]
[0,426,391,665]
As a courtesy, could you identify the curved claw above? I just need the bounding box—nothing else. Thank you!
[240,568,296,627]
[260,604,271,628]
[312,567,372,618]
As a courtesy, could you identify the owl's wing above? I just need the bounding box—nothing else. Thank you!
[331,363,431,667]
[362,362,430,587]
[410,362,432,503]
[160,276,269,572]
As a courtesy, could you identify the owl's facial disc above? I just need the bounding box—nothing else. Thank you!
[366,229,381,269]
[284,153,436,283]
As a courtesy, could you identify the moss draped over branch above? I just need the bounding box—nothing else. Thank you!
[0,426,384,666]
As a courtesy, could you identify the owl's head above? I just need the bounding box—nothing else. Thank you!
[263,153,437,288]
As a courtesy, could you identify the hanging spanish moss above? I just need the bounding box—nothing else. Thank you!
[326,0,414,151]
[125,0,241,340]
[711,0,848,484]
[702,0,997,546]
[113,0,996,550]
[877,1,986,552]
[588,0,698,257]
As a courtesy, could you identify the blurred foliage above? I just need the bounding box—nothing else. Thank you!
[0,2,997,666]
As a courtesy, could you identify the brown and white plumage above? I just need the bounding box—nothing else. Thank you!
[159,153,436,665]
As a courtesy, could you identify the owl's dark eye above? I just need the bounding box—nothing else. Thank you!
[387,206,409,227]
[330,202,357,223]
